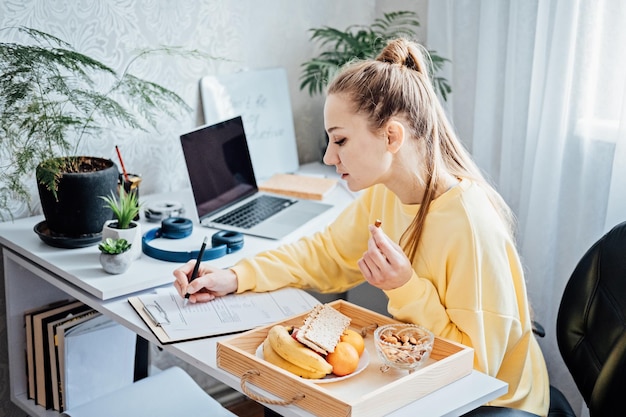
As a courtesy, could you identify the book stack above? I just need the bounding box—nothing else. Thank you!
[24,299,136,411]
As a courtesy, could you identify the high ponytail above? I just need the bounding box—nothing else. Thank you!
[376,38,429,76]
[327,38,515,261]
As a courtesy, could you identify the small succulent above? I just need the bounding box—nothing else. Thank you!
[100,187,140,229]
[98,238,132,255]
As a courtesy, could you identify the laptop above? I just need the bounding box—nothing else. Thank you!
[180,116,332,240]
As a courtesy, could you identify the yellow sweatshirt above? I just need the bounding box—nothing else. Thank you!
[232,179,549,415]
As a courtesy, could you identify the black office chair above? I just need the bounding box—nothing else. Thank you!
[464,220,626,417]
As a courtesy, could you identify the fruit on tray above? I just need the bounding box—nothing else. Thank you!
[262,336,329,379]
[262,304,365,379]
[340,328,365,356]
[267,325,333,377]
[325,341,360,376]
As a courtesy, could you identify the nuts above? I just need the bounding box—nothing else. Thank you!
[374,324,434,372]
[379,330,428,363]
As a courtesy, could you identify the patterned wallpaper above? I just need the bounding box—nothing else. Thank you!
[0,0,400,221]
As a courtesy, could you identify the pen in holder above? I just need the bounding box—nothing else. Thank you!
[119,173,142,221]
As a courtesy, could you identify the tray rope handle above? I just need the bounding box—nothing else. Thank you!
[240,370,305,406]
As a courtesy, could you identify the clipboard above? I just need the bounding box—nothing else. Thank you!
[128,297,175,344]
[129,287,320,345]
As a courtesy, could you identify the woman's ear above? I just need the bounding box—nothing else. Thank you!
[385,120,405,153]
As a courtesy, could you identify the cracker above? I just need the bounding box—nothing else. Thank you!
[296,304,351,354]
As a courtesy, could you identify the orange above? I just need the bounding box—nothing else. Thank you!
[326,341,360,376]
[340,329,365,356]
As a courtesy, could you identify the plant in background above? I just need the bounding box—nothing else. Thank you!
[299,11,451,101]
[98,237,131,255]
[0,26,212,220]
[100,187,140,229]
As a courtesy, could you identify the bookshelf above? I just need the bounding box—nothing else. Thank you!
[4,252,81,416]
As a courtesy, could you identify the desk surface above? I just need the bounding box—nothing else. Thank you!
[0,163,508,416]
[0,201,348,300]
[0,164,352,300]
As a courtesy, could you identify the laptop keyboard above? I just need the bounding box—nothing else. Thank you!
[212,195,296,229]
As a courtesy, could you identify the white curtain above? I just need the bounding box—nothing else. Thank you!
[428,0,626,414]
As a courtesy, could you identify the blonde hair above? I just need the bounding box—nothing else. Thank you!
[327,38,515,261]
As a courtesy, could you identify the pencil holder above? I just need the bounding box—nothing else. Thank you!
[119,173,142,221]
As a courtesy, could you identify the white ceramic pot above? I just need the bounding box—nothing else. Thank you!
[101,220,142,260]
[99,250,133,274]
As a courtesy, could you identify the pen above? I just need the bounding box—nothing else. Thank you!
[184,236,208,303]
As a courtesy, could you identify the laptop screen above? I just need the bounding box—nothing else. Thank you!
[180,116,258,219]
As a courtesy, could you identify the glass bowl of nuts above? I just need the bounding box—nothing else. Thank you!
[374,323,434,373]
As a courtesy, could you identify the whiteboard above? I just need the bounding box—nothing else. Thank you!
[200,67,300,181]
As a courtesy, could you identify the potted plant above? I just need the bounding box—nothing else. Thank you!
[98,238,133,274]
[100,187,142,260]
[0,27,207,245]
[299,10,451,101]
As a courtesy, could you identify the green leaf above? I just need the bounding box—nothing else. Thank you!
[100,188,140,229]
[98,237,132,254]
[0,26,222,220]
[299,11,451,101]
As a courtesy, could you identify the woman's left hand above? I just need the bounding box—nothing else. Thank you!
[358,224,413,290]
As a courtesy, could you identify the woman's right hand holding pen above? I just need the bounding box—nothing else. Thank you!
[173,261,238,303]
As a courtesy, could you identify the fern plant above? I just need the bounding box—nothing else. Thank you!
[300,11,451,101]
[0,26,209,219]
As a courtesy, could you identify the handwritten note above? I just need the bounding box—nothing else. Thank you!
[200,67,300,181]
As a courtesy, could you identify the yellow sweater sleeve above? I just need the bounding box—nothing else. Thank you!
[232,188,375,294]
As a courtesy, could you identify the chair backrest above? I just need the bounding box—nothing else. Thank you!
[556,221,626,416]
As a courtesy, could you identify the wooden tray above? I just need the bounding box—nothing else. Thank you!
[217,300,474,417]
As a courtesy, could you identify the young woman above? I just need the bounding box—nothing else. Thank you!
[174,38,549,415]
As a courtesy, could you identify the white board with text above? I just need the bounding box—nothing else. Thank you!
[200,67,300,181]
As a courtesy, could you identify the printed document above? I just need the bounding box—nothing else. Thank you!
[129,286,319,343]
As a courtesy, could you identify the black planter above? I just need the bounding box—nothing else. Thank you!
[36,157,119,241]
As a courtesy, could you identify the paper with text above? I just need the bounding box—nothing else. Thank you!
[135,286,319,341]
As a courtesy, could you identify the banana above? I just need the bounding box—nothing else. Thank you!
[267,325,333,375]
[262,337,328,379]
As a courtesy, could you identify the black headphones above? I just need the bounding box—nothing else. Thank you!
[141,217,244,262]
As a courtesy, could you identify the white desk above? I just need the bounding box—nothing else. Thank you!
[0,164,507,416]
